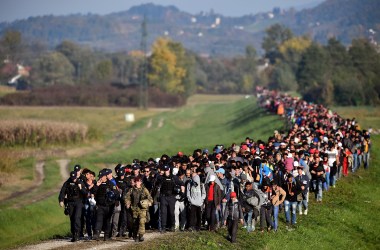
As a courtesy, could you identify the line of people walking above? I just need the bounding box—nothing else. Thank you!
[59,88,371,243]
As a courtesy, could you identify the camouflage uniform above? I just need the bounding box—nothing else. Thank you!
[124,186,153,241]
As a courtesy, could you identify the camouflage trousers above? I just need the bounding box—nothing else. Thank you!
[132,208,147,236]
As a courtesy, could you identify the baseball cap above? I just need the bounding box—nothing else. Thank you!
[116,167,125,176]
[215,168,225,175]
[230,192,237,198]
[132,164,140,171]
[161,165,170,171]
[73,164,81,172]
[70,171,77,179]
[98,169,106,178]
[209,175,216,182]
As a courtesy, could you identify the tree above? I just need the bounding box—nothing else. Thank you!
[297,43,332,105]
[56,40,95,84]
[349,39,380,105]
[278,36,312,72]
[0,30,23,61]
[148,38,187,95]
[270,62,298,91]
[262,24,293,64]
[32,51,74,86]
[93,60,113,83]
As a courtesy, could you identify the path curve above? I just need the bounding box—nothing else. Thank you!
[1,161,45,204]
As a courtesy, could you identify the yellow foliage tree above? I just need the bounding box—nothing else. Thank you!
[278,36,312,63]
[148,38,186,95]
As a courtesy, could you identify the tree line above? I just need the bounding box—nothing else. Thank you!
[0,24,379,107]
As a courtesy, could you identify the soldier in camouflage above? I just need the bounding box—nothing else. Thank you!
[124,176,153,242]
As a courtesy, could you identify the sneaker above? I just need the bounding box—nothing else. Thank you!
[299,210,303,215]
[304,209,308,215]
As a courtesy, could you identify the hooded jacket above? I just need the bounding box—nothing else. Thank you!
[187,175,206,207]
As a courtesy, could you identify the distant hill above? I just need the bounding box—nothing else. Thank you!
[0,0,378,56]
[286,0,380,44]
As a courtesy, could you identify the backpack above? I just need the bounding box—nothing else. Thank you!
[246,186,269,210]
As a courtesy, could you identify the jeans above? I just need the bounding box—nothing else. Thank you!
[217,202,227,226]
[153,204,161,230]
[273,205,279,230]
[363,152,370,169]
[330,174,336,187]
[324,172,330,190]
[353,153,359,172]
[297,193,308,212]
[244,210,253,232]
[284,200,297,225]
[313,179,323,201]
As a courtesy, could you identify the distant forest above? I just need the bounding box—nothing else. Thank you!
[1,22,379,107]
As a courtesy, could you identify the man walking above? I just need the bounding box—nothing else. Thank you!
[58,171,87,242]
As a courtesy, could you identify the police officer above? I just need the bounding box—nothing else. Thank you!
[124,176,153,242]
[113,165,129,237]
[156,165,184,233]
[58,171,87,242]
[91,169,119,241]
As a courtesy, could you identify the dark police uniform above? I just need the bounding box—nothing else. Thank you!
[58,171,87,242]
[156,165,183,232]
[91,171,119,241]
[114,171,129,237]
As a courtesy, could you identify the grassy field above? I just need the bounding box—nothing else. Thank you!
[0,95,379,249]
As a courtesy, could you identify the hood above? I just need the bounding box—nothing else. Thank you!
[192,174,200,185]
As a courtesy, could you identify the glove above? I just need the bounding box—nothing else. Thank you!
[59,201,64,207]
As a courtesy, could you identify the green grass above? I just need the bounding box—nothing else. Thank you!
[0,196,69,249]
[78,96,285,164]
[0,96,379,249]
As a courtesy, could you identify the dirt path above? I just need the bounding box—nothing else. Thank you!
[57,159,70,181]
[11,159,70,208]
[1,161,45,205]
[15,232,169,250]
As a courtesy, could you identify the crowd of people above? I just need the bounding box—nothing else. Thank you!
[59,88,372,243]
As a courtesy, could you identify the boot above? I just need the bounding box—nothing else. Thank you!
[139,234,145,242]
[71,233,79,242]
[92,230,100,241]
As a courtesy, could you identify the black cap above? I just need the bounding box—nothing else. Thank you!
[98,169,106,178]
[116,167,125,177]
[74,164,81,172]
[70,171,77,179]
[161,165,170,171]
[132,164,141,170]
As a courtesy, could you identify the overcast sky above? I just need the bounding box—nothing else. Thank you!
[0,0,324,23]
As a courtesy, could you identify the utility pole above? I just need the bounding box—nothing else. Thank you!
[140,15,148,109]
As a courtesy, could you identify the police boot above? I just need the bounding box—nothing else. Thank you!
[92,230,100,241]
[71,233,79,242]
[139,234,145,242]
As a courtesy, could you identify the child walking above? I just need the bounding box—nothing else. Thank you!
[223,192,244,243]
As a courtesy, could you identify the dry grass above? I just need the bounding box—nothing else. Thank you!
[0,119,88,147]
